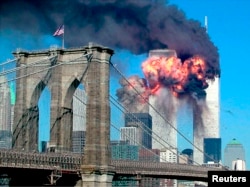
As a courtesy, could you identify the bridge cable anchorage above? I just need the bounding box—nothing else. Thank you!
[110,62,228,169]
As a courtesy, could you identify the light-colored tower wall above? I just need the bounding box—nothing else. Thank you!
[120,127,139,146]
[148,49,178,149]
[0,76,12,131]
[193,77,220,164]
[0,76,12,149]
[73,88,87,131]
[72,88,87,153]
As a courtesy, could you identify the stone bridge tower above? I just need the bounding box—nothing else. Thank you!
[12,43,115,186]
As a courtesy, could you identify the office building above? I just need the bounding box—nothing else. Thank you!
[139,148,160,162]
[224,138,246,170]
[0,76,12,149]
[120,127,139,146]
[232,159,246,171]
[110,140,138,186]
[148,49,178,150]
[204,138,221,163]
[193,78,220,164]
[160,148,178,163]
[72,88,87,153]
[72,131,85,153]
[110,140,139,160]
[125,113,152,149]
[160,148,178,187]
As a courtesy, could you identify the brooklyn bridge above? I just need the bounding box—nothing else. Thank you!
[0,44,226,186]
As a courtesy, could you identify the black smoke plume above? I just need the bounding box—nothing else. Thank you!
[0,0,220,77]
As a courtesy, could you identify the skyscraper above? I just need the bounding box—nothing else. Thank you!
[125,113,152,149]
[0,76,12,149]
[224,138,246,170]
[148,49,178,150]
[193,78,220,164]
[203,138,221,163]
[72,87,87,153]
[120,127,138,146]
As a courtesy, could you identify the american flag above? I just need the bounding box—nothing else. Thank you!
[53,25,64,36]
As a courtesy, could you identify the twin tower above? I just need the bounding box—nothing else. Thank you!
[148,49,220,165]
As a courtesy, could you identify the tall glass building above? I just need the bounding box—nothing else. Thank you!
[224,138,245,169]
[124,113,152,149]
[204,138,221,163]
[72,88,87,153]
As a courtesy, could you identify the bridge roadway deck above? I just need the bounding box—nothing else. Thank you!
[0,150,226,182]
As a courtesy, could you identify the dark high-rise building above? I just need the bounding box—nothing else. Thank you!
[40,141,47,153]
[181,149,193,164]
[204,138,221,163]
[125,113,152,149]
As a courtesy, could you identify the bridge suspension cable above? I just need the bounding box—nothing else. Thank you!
[0,55,57,77]
[4,52,92,148]
[0,52,92,85]
[0,49,227,168]
[110,61,226,167]
[109,96,180,164]
[0,58,18,66]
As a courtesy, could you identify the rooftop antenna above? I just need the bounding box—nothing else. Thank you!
[205,16,208,33]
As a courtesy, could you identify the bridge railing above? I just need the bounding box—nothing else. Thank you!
[0,149,226,180]
[0,149,81,171]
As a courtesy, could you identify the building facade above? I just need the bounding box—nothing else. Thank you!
[148,49,178,150]
[120,127,138,146]
[232,159,246,171]
[224,138,246,170]
[110,140,139,160]
[125,113,152,149]
[160,148,178,187]
[139,148,160,162]
[193,78,220,165]
[203,138,221,163]
[0,76,12,149]
[72,88,87,153]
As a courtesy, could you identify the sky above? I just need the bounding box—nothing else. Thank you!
[0,0,250,168]
[169,0,250,168]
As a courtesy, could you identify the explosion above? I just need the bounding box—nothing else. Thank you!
[142,55,209,99]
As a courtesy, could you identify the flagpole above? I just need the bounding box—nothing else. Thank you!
[53,24,64,48]
[62,25,64,49]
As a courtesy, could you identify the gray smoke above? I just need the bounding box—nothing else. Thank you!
[116,75,149,113]
[0,0,220,77]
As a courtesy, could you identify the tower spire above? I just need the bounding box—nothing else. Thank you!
[205,16,208,33]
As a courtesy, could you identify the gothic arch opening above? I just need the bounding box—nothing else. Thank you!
[72,83,87,154]
[61,78,87,152]
[38,86,51,152]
